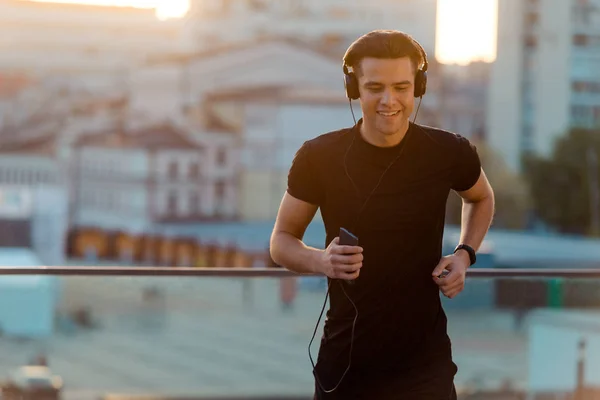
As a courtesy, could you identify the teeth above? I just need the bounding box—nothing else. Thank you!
[378,111,400,116]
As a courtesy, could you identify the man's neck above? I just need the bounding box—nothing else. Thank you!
[359,120,410,148]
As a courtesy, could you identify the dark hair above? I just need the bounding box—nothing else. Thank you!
[343,30,426,76]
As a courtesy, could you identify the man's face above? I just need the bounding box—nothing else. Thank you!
[356,57,416,139]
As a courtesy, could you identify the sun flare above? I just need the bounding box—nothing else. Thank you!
[25,0,190,19]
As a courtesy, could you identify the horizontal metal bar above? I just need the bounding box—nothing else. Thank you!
[0,266,599,278]
[0,267,295,277]
[468,268,600,278]
[102,395,310,400]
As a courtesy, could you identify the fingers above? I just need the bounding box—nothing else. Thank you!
[438,278,465,298]
[442,285,464,299]
[434,269,460,286]
[331,252,363,265]
[334,268,361,281]
[334,262,363,274]
[432,257,451,277]
[329,262,362,280]
[433,267,465,298]
[332,244,363,255]
[330,254,362,280]
[325,237,364,280]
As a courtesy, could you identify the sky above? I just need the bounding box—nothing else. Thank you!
[436,0,498,65]
[27,0,191,20]
[26,0,498,65]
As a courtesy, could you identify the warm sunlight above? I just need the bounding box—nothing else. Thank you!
[26,0,190,19]
[435,0,498,65]
[26,0,497,57]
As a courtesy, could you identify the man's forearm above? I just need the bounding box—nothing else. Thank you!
[459,196,495,253]
[270,232,323,274]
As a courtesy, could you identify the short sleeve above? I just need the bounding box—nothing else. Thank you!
[451,136,482,192]
[286,141,324,206]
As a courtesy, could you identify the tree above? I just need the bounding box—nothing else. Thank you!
[523,127,600,236]
[446,141,532,230]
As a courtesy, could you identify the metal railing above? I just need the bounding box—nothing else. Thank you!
[1,266,600,277]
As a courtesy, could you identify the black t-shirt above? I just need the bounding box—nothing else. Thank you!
[287,119,481,385]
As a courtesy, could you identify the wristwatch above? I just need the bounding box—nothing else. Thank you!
[454,244,476,266]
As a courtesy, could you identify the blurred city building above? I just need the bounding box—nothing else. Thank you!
[488,0,600,171]
[129,39,353,221]
[71,122,238,232]
[0,0,188,77]
[185,0,438,57]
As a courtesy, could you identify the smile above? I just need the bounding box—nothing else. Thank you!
[377,110,401,117]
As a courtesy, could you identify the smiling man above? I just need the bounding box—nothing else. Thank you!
[270,30,495,399]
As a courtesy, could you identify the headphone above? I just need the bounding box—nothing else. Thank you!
[342,38,429,100]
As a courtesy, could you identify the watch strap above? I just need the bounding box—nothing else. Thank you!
[454,244,476,266]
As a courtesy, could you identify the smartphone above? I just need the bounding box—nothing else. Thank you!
[339,228,359,284]
[438,270,450,278]
[339,227,359,247]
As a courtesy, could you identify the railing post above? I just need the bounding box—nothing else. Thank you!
[575,338,586,400]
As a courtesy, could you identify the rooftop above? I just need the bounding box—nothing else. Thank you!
[74,123,203,151]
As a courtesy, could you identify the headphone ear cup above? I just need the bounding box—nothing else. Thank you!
[345,72,360,100]
[414,70,427,98]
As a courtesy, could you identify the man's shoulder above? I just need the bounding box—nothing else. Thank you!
[412,123,472,149]
[304,126,353,154]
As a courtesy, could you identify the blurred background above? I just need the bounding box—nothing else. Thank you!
[0,0,599,399]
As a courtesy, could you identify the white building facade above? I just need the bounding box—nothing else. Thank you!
[72,125,238,232]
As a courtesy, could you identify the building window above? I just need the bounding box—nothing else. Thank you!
[189,192,200,216]
[189,162,200,179]
[525,12,539,26]
[571,105,593,127]
[216,148,227,166]
[248,0,267,11]
[215,181,226,203]
[572,81,586,92]
[594,106,600,125]
[167,192,178,215]
[572,81,600,94]
[524,35,537,49]
[168,162,178,179]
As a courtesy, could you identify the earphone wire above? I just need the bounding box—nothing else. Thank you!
[309,99,358,394]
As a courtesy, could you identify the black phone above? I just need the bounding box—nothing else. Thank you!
[339,227,359,246]
[339,228,359,284]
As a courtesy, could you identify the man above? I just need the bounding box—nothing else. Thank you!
[270,30,495,399]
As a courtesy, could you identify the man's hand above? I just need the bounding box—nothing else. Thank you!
[317,237,363,280]
[431,250,470,298]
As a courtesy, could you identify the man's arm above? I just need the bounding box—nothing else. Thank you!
[455,168,495,261]
[269,192,322,274]
[270,193,364,279]
[432,168,494,298]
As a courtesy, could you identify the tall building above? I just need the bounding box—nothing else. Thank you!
[487,0,600,171]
